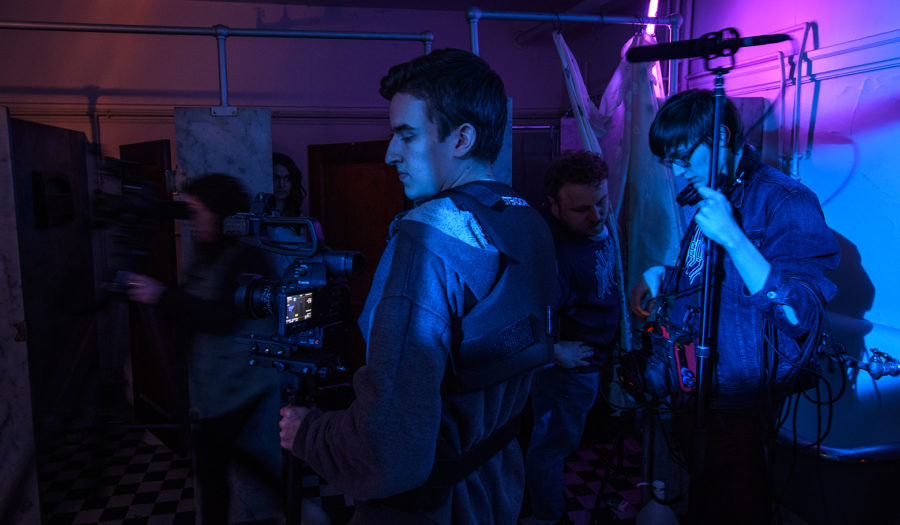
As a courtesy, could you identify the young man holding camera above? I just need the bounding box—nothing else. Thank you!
[279,49,557,524]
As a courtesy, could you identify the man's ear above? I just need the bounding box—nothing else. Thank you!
[718,125,732,149]
[453,123,477,158]
[548,195,560,219]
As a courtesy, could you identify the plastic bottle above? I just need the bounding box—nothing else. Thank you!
[636,480,680,525]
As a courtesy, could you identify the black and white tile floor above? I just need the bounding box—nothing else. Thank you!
[38,422,643,525]
[39,426,195,525]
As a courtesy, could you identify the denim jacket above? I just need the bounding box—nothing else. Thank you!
[656,147,840,410]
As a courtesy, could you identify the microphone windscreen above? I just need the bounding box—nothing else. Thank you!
[625,39,704,63]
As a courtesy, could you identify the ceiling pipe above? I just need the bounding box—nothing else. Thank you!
[513,0,620,46]
[466,8,682,93]
[0,20,434,114]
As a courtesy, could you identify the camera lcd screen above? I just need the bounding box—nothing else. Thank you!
[285,292,314,327]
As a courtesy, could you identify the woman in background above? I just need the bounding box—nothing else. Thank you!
[272,152,306,217]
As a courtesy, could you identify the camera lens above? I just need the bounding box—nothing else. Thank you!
[235,275,278,319]
[322,251,365,277]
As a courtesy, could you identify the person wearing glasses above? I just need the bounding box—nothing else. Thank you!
[629,89,839,525]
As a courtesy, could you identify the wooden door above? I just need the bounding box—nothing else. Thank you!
[119,140,189,454]
[118,140,178,284]
[8,118,96,436]
[308,140,407,372]
[0,109,41,525]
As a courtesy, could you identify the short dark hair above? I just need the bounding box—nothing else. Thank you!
[379,48,507,164]
[649,89,745,158]
[544,150,609,200]
[273,152,306,217]
[185,173,249,219]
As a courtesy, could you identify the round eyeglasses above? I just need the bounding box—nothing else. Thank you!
[659,138,707,168]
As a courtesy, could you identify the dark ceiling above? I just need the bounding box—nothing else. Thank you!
[277,1,586,10]
[201,0,643,16]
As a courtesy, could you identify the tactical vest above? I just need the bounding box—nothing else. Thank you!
[438,181,556,393]
[376,181,556,512]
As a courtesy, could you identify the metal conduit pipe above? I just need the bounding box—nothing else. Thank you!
[466,9,681,27]
[748,21,817,179]
[778,51,789,174]
[0,20,435,112]
[669,17,681,95]
[793,22,818,181]
[215,25,230,110]
[466,8,682,93]
[469,9,482,56]
[0,20,435,42]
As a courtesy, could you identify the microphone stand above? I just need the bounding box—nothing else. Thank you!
[622,28,791,522]
[689,52,733,524]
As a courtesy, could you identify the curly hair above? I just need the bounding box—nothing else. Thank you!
[544,150,609,200]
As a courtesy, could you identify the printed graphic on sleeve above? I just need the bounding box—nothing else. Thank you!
[685,226,705,285]
[594,237,616,299]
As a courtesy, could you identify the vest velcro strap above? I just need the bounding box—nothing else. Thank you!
[427,411,523,486]
[453,314,551,394]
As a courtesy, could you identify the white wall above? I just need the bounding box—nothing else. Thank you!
[684,0,900,455]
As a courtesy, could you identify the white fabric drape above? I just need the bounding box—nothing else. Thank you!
[552,31,606,156]
[553,31,685,297]
[553,31,629,354]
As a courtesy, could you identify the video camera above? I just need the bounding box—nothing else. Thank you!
[224,199,363,386]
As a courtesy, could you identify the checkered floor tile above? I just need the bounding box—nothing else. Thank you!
[38,422,645,525]
[519,433,643,525]
[39,426,195,525]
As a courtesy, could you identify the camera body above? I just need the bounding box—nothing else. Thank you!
[225,210,362,380]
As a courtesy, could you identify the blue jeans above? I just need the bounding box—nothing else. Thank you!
[525,364,600,520]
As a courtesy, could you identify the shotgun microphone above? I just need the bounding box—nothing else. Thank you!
[626,29,790,63]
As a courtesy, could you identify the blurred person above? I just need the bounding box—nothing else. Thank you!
[278,48,557,524]
[127,173,284,524]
